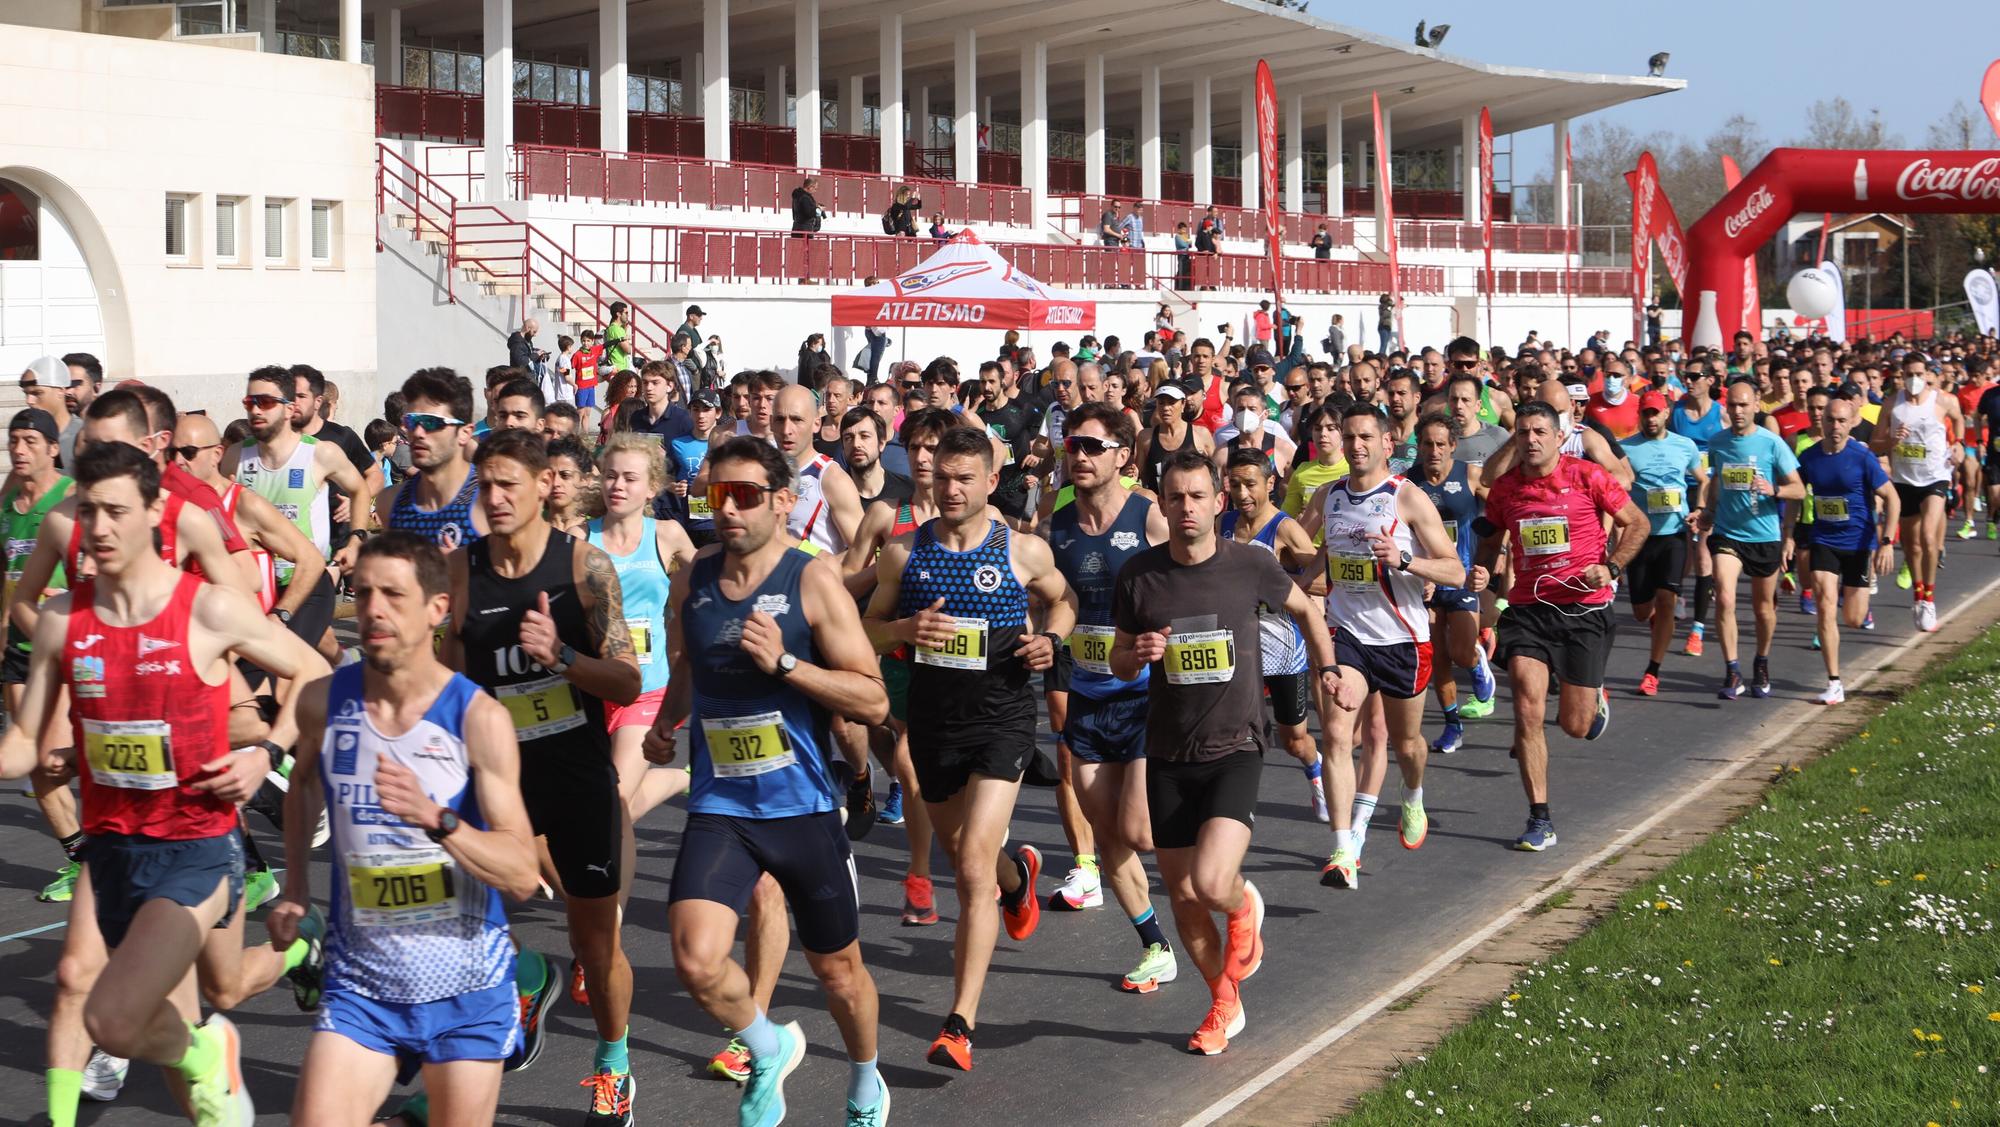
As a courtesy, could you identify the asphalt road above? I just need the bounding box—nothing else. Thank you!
[3,545,1997,1126]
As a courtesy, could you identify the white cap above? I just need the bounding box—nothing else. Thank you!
[20,356,65,385]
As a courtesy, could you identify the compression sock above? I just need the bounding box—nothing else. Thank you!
[46,1068,81,1127]
[514,948,549,997]
[593,1029,630,1075]
[58,832,83,863]
[1441,703,1460,724]
[848,1057,884,1108]
[1645,660,1662,677]
[1350,793,1380,856]
[1726,659,1741,678]
[1693,575,1715,624]
[737,1010,781,1060]
[1131,906,1169,950]
[1077,852,1099,876]
[1530,802,1551,822]
[281,937,310,972]
[1302,756,1323,783]
[172,1021,221,1081]
[999,852,1032,910]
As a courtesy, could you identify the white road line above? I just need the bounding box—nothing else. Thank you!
[1183,569,2000,1127]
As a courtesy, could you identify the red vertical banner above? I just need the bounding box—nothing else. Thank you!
[1625,169,1650,345]
[1565,130,1575,346]
[1255,61,1283,336]
[1372,92,1402,346]
[1478,107,1494,344]
[1720,155,1762,342]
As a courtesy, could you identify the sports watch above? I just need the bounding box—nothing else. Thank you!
[425,808,461,843]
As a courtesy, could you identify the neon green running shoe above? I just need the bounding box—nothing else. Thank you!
[1896,563,1912,590]
[38,861,79,903]
[1400,796,1429,850]
[1958,519,1977,540]
[242,869,279,912]
[1457,696,1495,720]
[1120,941,1178,994]
[184,1015,254,1127]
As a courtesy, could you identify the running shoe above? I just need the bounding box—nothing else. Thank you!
[1320,847,1360,890]
[581,1070,634,1127]
[1430,718,1464,754]
[1958,518,1977,540]
[1779,570,1796,595]
[846,1081,892,1127]
[1399,797,1428,850]
[845,769,878,841]
[1471,652,1497,706]
[1862,611,1876,631]
[185,1014,253,1127]
[901,874,939,926]
[1049,862,1102,911]
[1585,688,1610,740]
[242,868,279,912]
[1812,633,1822,651]
[1513,817,1558,852]
[1919,599,1939,633]
[1121,942,1179,993]
[927,1013,974,1071]
[1224,881,1266,983]
[38,860,79,903]
[1636,672,1660,697]
[570,955,590,1007]
[1187,988,1245,1055]
[1987,522,1998,541]
[741,1020,805,1125]
[1800,589,1816,616]
[1674,595,1689,621]
[1306,775,1330,823]
[1897,563,1913,590]
[81,1048,128,1101]
[1002,845,1042,942]
[1816,681,1846,705]
[709,1037,752,1083]
[1458,695,1495,720]
[506,951,560,1073]
[1717,671,1743,700]
[1684,623,1705,657]
[879,781,906,826]
[285,906,326,1011]
[1750,666,1773,699]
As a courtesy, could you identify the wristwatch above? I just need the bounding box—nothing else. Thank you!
[1605,560,1624,582]
[1397,549,1414,572]
[775,652,798,677]
[1040,631,1064,652]
[273,607,293,625]
[256,739,287,771]
[548,643,576,675]
[1317,664,1341,676]
[425,808,461,843]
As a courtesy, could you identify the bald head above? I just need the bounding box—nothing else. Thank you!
[172,411,226,483]
[174,413,220,447]
[773,383,820,463]
[1536,380,1575,418]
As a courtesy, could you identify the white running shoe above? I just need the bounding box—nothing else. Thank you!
[81,1048,129,1101]
[1307,776,1330,823]
[1673,595,1689,621]
[1918,599,1938,633]
[1053,864,1103,910]
[1815,681,1846,706]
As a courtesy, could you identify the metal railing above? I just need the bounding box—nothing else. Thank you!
[1053,194,1353,248]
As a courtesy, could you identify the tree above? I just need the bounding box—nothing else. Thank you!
[1791,97,1902,150]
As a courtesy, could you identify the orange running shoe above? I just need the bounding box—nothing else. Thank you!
[1002,845,1042,942]
[707,1036,751,1083]
[1224,880,1266,983]
[568,956,590,1007]
[1187,980,1246,1055]
[926,1013,974,1071]
[1637,672,1660,697]
[901,874,940,926]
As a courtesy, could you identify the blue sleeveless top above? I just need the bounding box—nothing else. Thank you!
[588,516,672,694]
[895,519,1037,739]
[388,469,482,551]
[1412,461,1478,571]
[1051,493,1153,700]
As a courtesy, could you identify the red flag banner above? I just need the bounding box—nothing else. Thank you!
[1373,92,1402,346]
[1633,151,1688,295]
[1255,61,1284,333]
[1565,131,1575,346]
[1479,106,1494,342]
[1626,169,1650,344]
[1981,60,2000,141]
[1720,155,1763,342]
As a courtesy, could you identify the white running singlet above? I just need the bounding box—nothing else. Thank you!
[1888,388,1951,487]
[788,452,848,555]
[1321,476,1429,645]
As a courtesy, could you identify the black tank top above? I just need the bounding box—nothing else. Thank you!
[1142,424,1197,493]
[460,527,610,760]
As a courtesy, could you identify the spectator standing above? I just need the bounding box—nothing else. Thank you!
[506,317,546,374]
[1117,205,1145,252]
[797,334,832,383]
[1195,204,1224,253]
[1323,314,1346,358]
[573,329,604,409]
[884,185,922,236]
[1099,199,1125,247]
[1172,225,1194,289]
[929,213,950,239]
[1377,292,1399,353]
[791,176,825,234]
[604,301,634,374]
[1311,223,1334,259]
[1252,301,1275,351]
[675,304,706,349]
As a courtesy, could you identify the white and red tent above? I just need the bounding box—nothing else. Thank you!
[830,230,1095,332]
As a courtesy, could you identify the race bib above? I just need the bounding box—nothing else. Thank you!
[1067,624,1115,676]
[1646,488,1683,514]
[1698,452,1711,473]
[345,848,458,927]
[688,494,713,520]
[701,710,797,778]
[915,615,988,670]
[1895,441,1928,462]
[1720,462,1756,490]
[82,718,175,791]
[1519,516,1571,557]
[1329,553,1378,590]
[496,674,585,740]
[627,618,654,666]
[1163,629,1235,685]
[1444,522,1460,545]
[1817,496,1850,522]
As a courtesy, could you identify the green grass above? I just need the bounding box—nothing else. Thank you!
[1333,627,2000,1127]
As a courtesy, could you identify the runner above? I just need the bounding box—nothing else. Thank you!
[668,390,723,548]
[774,385,864,556]
[375,369,486,550]
[1621,392,1706,695]
[444,428,644,1120]
[1471,402,1648,852]
[1406,413,1496,754]
[1668,362,1726,656]
[1111,448,1345,1053]
[863,426,1075,1071]
[1694,378,1806,698]
[1952,359,1990,540]
[1872,354,1961,632]
[1791,395,1899,704]
[1444,336,1514,429]
[173,413,329,624]
[545,435,598,537]
[0,441,330,1127]
[644,434,894,1127]
[1379,370,1423,474]
[1050,403,1178,991]
[275,531,542,1126]
[1302,404,1464,888]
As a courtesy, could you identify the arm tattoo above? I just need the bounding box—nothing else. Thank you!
[582,545,636,662]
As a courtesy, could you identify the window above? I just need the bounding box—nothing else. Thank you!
[264,198,291,262]
[216,196,242,261]
[165,194,189,259]
[0,180,39,261]
[311,200,335,263]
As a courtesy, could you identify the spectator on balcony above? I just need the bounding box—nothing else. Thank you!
[1098,200,1124,247]
[507,317,548,376]
[1196,205,1224,253]
[791,176,826,234]
[604,301,634,374]
[1172,225,1193,289]
[928,213,950,239]
[1323,314,1346,359]
[1311,222,1334,260]
[884,186,922,236]
[1117,205,1145,254]
[1377,292,1400,354]
[796,334,832,383]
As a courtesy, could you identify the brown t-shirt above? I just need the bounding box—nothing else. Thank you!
[1114,538,1297,764]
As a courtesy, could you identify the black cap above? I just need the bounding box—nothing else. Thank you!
[686,305,707,317]
[9,407,59,443]
[690,389,722,409]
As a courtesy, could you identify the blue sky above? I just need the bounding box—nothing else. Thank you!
[1334,4,1994,182]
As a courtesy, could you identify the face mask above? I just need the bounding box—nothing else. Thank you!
[1236,409,1262,433]
[1601,380,1629,406]
[1906,374,1927,396]
[1555,412,1574,439]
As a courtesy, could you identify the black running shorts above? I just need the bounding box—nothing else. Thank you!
[1147,750,1262,850]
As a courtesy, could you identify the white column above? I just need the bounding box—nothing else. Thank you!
[879,14,903,175]
[676,51,699,113]
[765,65,786,125]
[375,8,402,84]
[597,0,627,152]
[1461,114,1481,223]
[1553,117,1572,225]
[953,28,977,184]
[251,0,276,52]
[794,0,820,168]
[1374,107,1392,232]
[1284,94,1303,213]
[843,74,864,134]
[482,0,512,200]
[1239,85,1259,209]
[702,0,729,161]
[1140,64,1162,202]
[1326,103,1343,216]
[1082,54,1106,196]
[1021,41,1047,225]
[1191,76,1213,206]
[1353,137,1368,190]
[340,0,361,63]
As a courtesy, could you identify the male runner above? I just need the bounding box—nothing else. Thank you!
[1406,412,1496,758]
[0,442,329,1127]
[1444,373,1511,473]
[1955,358,1992,539]
[1668,362,1726,654]
[290,364,385,580]
[174,414,330,626]
[1792,396,1898,704]
[1622,392,1706,695]
[376,370,486,550]
[1872,354,1960,632]
[1304,405,1464,887]
[275,531,541,1127]
[668,390,723,548]
[863,426,1075,1071]
[774,385,864,557]
[1051,403,1178,991]
[644,435,894,1127]
[1112,449,1346,1053]
[444,428,643,1120]
[1695,378,1805,698]
[1471,402,1647,851]
[1379,369,1423,474]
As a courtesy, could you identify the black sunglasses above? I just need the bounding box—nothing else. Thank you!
[172,443,221,461]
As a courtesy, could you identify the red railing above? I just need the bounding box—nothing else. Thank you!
[1396,220,1579,255]
[377,85,484,143]
[1063,194,1349,247]
[1343,186,1512,221]
[515,144,1033,228]
[1485,267,1630,298]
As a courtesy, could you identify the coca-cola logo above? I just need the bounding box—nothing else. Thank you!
[1895,157,2000,202]
[1722,185,1775,239]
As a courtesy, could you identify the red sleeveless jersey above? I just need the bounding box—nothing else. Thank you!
[65,571,236,839]
[218,483,276,612]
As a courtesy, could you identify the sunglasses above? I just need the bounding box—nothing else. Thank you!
[402,412,466,433]
[1451,359,1481,370]
[172,443,221,461]
[1285,383,1309,392]
[706,480,778,510]
[243,394,292,410]
[1064,435,1123,457]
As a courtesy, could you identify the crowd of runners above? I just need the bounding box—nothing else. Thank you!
[3,321,1995,1126]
